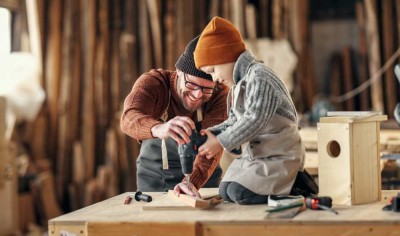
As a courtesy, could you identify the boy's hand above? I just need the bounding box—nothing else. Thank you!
[199,129,223,159]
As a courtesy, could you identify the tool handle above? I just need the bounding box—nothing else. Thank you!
[305,196,332,209]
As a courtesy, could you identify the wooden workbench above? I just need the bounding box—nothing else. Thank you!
[49,189,400,236]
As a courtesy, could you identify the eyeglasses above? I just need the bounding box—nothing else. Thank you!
[183,73,218,94]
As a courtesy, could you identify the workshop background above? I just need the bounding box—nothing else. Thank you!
[1,0,400,235]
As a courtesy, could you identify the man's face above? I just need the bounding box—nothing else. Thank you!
[177,71,216,113]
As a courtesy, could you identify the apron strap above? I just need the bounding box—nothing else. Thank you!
[196,107,203,122]
[161,92,171,170]
[161,139,169,170]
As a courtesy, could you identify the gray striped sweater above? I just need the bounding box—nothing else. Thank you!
[209,50,298,152]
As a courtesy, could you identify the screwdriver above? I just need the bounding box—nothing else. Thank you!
[305,196,339,215]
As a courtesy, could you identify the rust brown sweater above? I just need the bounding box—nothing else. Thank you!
[120,69,229,189]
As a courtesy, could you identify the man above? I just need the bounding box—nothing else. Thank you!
[120,36,229,194]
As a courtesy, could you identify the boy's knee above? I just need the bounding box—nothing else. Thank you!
[226,182,247,202]
[219,182,233,202]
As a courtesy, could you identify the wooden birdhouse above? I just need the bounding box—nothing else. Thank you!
[317,113,387,205]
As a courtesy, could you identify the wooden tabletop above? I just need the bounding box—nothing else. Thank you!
[49,189,400,236]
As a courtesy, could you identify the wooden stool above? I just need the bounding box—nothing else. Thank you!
[317,114,387,205]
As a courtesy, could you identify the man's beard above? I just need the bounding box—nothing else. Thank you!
[178,88,206,113]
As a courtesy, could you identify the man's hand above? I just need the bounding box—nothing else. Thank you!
[198,129,223,159]
[151,116,195,144]
[173,181,201,198]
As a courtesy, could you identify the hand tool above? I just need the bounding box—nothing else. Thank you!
[265,201,303,219]
[305,196,338,215]
[124,195,133,204]
[177,123,207,190]
[134,191,152,202]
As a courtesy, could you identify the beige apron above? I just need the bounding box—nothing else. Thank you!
[221,78,305,195]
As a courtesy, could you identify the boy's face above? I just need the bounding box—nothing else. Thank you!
[177,71,216,112]
[200,63,235,88]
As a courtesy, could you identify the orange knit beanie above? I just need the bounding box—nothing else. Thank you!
[194,17,246,69]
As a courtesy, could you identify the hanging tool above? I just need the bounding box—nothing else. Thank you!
[177,123,207,191]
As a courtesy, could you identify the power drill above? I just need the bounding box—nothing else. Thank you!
[177,123,207,190]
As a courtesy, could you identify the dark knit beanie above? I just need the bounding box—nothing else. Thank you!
[175,35,213,81]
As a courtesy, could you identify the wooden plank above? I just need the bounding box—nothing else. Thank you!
[146,0,162,68]
[318,122,353,205]
[193,1,207,35]
[26,0,43,83]
[56,0,73,206]
[84,178,101,206]
[164,0,177,70]
[70,0,82,142]
[141,188,221,210]
[231,0,246,38]
[120,0,137,99]
[319,115,387,124]
[176,0,194,55]
[329,53,343,111]
[72,142,85,209]
[48,190,400,231]
[48,223,85,236]
[209,0,220,18]
[258,0,270,37]
[25,109,47,160]
[355,1,370,111]
[222,0,231,21]
[365,0,384,112]
[44,0,62,166]
[0,97,6,188]
[300,0,314,111]
[81,0,96,180]
[272,0,283,39]
[200,223,400,236]
[304,151,318,176]
[352,122,381,204]
[304,46,316,110]
[139,0,152,72]
[397,0,400,57]
[0,97,18,235]
[36,171,63,223]
[166,190,222,209]
[18,193,35,233]
[300,126,400,154]
[87,222,196,236]
[245,4,257,40]
[105,129,118,197]
[94,0,110,168]
[342,47,355,111]
[381,0,397,117]
[289,0,312,112]
[0,0,19,10]
[116,123,130,191]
